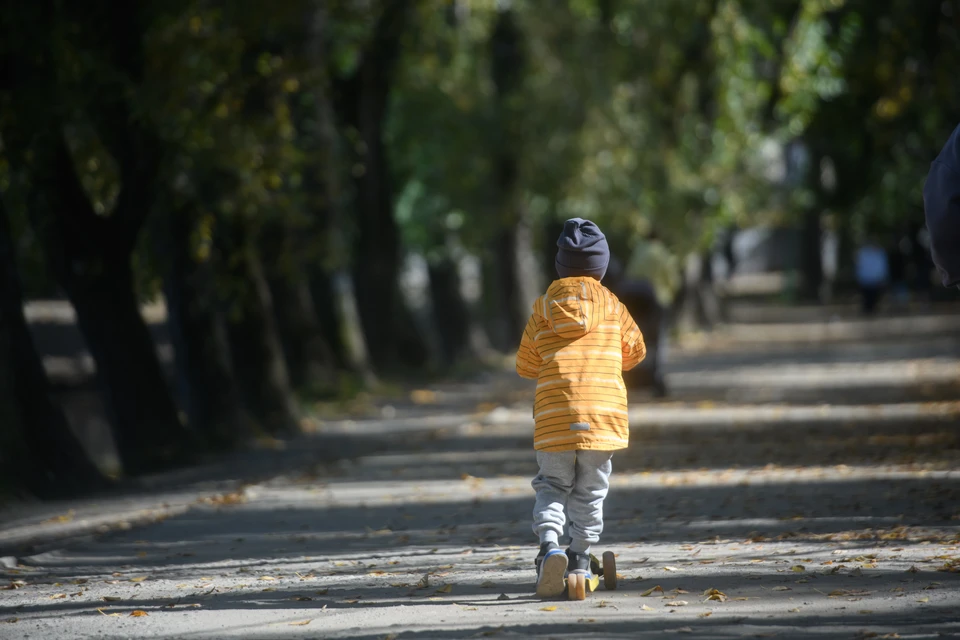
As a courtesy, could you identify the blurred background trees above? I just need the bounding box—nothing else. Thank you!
[2,0,958,498]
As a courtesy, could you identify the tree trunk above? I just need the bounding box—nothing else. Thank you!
[259,219,338,391]
[305,0,377,384]
[269,269,338,390]
[220,226,300,436]
[335,0,421,368]
[799,209,824,302]
[163,204,256,449]
[428,256,472,366]
[0,199,108,499]
[1,12,191,476]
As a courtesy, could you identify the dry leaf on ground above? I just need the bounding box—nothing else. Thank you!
[129,610,149,617]
[289,619,312,626]
[641,585,664,597]
[540,606,557,611]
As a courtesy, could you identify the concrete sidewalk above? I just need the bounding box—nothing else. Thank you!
[2,312,959,639]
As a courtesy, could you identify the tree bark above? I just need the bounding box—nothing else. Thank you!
[305,1,377,384]
[163,204,256,449]
[219,223,301,436]
[0,197,108,498]
[260,220,338,391]
[335,0,422,368]
[1,2,191,475]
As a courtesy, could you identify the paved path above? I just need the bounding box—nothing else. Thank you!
[2,310,960,639]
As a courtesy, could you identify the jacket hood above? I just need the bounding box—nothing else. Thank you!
[532,277,612,340]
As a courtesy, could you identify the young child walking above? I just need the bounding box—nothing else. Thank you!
[516,218,646,598]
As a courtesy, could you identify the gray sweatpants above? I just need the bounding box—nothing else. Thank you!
[531,450,613,553]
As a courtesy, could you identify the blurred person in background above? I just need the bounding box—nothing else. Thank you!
[616,229,680,398]
[923,123,960,290]
[855,235,890,315]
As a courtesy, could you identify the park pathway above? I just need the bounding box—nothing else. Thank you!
[2,304,960,639]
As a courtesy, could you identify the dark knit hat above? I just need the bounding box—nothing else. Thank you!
[555,218,610,280]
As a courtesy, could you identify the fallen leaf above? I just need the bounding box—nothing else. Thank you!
[289,619,312,626]
[50,593,66,600]
[791,565,805,572]
[497,593,510,601]
[129,610,149,617]
[663,566,679,572]
[42,510,75,524]
[907,565,920,573]
[102,596,122,602]
[293,596,313,602]
[480,581,497,588]
[540,606,557,611]
[259,576,276,581]
[859,610,874,614]
[641,604,655,611]
[416,574,430,589]
[772,586,791,591]
[2,618,17,624]
[677,628,694,633]
[788,607,800,612]
[665,600,688,607]
[641,585,664,597]
[72,579,88,585]
[315,589,329,595]
[698,612,712,618]
[703,588,727,602]
[130,577,148,583]
[435,584,453,594]
[136,552,147,558]
[917,596,930,603]
[96,608,121,617]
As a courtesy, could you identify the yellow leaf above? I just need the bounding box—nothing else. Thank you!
[663,566,679,572]
[435,584,453,594]
[791,565,805,572]
[917,597,930,603]
[42,510,75,524]
[788,607,800,612]
[641,604,655,611]
[96,608,121,617]
[410,389,436,404]
[129,610,149,617]
[130,577,148,583]
[641,585,664,597]
[540,606,558,611]
[289,619,312,626]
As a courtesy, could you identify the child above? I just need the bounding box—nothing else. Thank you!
[516,218,646,598]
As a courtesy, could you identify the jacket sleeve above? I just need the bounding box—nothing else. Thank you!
[516,314,542,379]
[618,303,646,371]
[924,125,960,287]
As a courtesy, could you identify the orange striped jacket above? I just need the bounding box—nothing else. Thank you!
[516,277,645,452]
